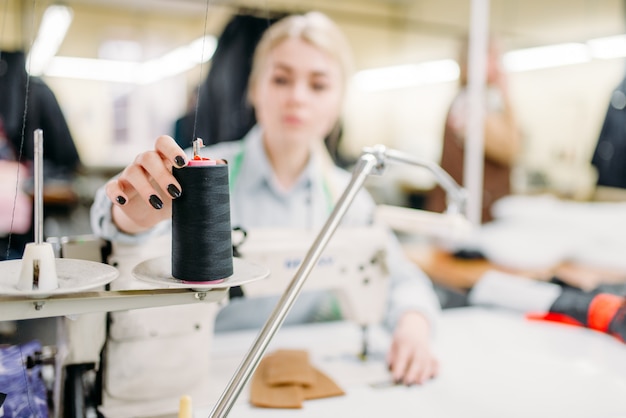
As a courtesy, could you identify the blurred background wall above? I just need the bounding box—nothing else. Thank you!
[1,0,625,209]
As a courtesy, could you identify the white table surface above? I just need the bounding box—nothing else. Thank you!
[197,307,626,418]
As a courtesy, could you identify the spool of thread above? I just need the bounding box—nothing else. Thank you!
[172,159,233,282]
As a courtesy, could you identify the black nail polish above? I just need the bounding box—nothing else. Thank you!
[167,184,181,198]
[116,196,126,205]
[174,155,186,167]
[149,194,163,209]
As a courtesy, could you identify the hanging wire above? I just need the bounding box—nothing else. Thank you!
[10,0,53,415]
[4,0,38,261]
[191,0,214,143]
[2,0,14,261]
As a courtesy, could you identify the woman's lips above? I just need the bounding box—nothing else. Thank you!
[283,115,304,125]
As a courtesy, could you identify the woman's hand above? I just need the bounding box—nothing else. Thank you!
[105,135,188,234]
[386,311,439,386]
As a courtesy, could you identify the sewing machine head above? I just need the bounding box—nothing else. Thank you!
[234,225,390,327]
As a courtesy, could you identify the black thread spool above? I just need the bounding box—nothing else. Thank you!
[172,161,233,282]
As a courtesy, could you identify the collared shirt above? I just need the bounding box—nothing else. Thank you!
[217,125,343,230]
[91,126,440,332]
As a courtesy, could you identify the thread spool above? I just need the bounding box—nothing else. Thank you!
[172,159,233,282]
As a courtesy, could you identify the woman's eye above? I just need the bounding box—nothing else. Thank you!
[272,76,289,85]
[311,82,328,91]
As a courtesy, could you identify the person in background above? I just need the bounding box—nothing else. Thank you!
[427,37,521,223]
[591,75,626,189]
[91,11,441,385]
[0,117,32,260]
[0,50,81,260]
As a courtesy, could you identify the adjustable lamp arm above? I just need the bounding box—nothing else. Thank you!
[364,145,467,216]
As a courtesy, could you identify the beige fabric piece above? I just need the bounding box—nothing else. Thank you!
[303,368,345,400]
[250,349,344,409]
[264,349,316,387]
[250,355,305,409]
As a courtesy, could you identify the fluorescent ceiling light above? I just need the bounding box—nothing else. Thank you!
[353,59,460,92]
[45,57,139,83]
[44,35,217,84]
[45,30,626,87]
[98,40,143,62]
[502,43,590,72]
[27,5,74,76]
[354,36,626,92]
[587,35,626,60]
[137,35,217,84]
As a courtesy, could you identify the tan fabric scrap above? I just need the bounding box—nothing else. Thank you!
[264,349,316,387]
[303,368,345,400]
[249,349,345,409]
[250,355,305,409]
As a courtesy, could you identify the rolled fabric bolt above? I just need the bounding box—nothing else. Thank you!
[470,270,626,343]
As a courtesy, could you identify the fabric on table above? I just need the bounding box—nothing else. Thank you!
[0,340,48,417]
[250,349,344,409]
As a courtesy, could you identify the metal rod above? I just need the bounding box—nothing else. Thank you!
[209,153,379,418]
[33,129,44,244]
[464,0,490,226]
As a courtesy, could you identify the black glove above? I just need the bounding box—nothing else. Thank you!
[537,287,626,343]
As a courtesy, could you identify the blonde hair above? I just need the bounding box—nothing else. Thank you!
[248,11,354,101]
[248,12,353,203]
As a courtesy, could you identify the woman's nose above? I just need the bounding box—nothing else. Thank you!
[287,81,309,103]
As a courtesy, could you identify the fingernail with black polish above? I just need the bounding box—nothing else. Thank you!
[174,155,186,167]
[149,194,163,209]
[167,184,181,198]
[116,196,126,205]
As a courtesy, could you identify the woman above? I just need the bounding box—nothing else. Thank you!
[91,12,440,385]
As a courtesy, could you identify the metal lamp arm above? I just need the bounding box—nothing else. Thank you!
[363,145,467,216]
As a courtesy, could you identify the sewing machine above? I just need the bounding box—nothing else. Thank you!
[235,226,390,329]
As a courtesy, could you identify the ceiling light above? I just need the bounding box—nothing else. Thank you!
[45,57,138,83]
[137,35,217,84]
[44,35,217,84]
[587,35,626,60]
[502,43,590,72]
[27,5,74,76]
[353,59,460,92]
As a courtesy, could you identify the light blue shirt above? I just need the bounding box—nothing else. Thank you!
[90,126,440,332]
